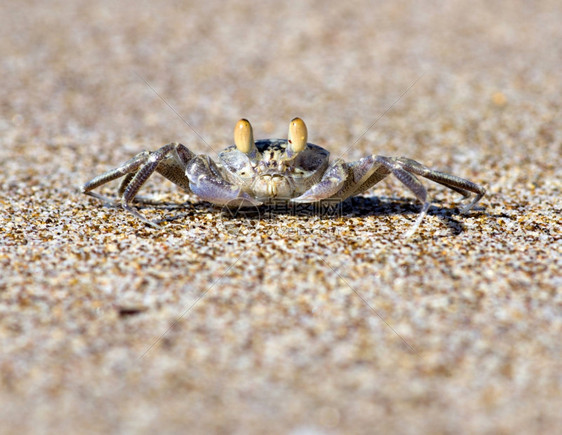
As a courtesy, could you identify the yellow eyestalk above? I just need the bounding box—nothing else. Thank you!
[234,119,255,154]
[287,117,308,157]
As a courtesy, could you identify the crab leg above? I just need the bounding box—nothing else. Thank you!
[82,151,150,204]
[82,143,195,201]
[330,155,392,200]
[325,154,485,237]
[82,142,196,227]
[119,143,196,226]
[332,155,485,211]
[373,156,433,237]
[291,159,348,202]
[394,157,486,213]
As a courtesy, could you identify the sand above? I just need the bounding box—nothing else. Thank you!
[0,0,560,433]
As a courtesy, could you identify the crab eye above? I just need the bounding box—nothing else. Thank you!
[234,119,255,154]
[288,117,307,154]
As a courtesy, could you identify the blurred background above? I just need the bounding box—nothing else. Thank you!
[3,0,560,164]
[1,1,560,433]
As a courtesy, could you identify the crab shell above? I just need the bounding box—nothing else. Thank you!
[218,139,330,200]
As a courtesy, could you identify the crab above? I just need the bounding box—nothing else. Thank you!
[82,118,485,236]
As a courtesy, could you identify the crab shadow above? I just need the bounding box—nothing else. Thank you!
[192,195,484,237]
[342,196,473,236]
[126,192,486,236]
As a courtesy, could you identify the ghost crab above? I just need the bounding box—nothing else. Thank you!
[82,118,485,236]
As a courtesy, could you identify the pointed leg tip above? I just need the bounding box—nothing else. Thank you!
[122,203,162,229]
[291,194,318,203]
[403,225,419,241]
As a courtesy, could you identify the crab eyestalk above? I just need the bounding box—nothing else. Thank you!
[234,118,259,159]
[285,117,308,159]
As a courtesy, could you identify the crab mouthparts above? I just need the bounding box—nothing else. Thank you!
[255,174,293,199]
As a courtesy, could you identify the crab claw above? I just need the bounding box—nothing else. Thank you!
[291,159,347,202]
[285,117,308,159]
[190,175,262,207]
[187,155,262,207]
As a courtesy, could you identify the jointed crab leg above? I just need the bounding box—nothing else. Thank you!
[358,156,485,236]
[82,143,195,200]
[82,142,260,227]
[291,152,485,237]
[392,157,485,213]
[291,159,347,202]
[82,143,195,226]
[82,151,151,204]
